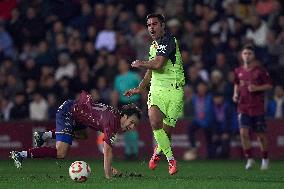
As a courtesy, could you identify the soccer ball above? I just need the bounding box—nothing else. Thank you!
[69,161,91,182]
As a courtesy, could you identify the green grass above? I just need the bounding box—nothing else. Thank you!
[0,159,284,189]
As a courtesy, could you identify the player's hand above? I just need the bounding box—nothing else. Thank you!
[131,60,143,68]
[112,167,123,177]
[232,94,238,103]
[124,87,141,97]
[248,84,258,92]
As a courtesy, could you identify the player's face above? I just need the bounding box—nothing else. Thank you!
[241,49,255,64]
[121,114,140,131]
[147,17,165,40]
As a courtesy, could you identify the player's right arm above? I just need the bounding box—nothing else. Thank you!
[124,69,152,97]
[233,84,239,103]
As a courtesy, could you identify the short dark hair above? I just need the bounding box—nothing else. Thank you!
[242,44,255,53]
[146,13,165,24]
[121,104,142,119]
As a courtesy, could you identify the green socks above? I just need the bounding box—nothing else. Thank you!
[153,129,174,160]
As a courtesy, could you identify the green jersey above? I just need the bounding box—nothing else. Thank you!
[149,32,185,89]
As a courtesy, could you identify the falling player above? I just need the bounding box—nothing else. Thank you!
[233,44,272,170]
[10,91,141,179]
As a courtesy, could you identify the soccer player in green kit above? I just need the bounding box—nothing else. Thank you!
[125,13,185,175]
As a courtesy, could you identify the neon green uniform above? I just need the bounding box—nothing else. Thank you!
[148,32,185,127]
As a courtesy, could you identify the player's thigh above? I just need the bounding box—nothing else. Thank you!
[148,105,164,130]
[163,89,184,127]
[252,115,267,133]
[56,141,71,158]
[238,113,252,131]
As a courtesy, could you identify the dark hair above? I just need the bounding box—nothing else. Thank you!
[242,44,255,53]
[121,104,142,119]
[146,13,165,24]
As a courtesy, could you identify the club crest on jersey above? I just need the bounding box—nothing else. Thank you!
[157,44,167,54]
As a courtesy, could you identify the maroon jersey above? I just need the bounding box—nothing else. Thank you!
[234,64,272,116]
[71,91,122,146]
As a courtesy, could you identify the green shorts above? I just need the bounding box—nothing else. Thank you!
[147,87,184,127]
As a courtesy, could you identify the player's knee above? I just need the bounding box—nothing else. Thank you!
[57,151,67,159]
[151,122,162,130]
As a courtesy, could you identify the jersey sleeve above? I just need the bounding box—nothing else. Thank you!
[103,127,117,147]
[156,35,176,58]
[259,68,272,85]
[234,69,240,85]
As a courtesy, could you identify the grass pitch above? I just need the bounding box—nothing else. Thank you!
[0,159,284,189]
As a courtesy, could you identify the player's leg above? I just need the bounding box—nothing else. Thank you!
[56,140,71,159]
[10,132,72,169]
[34,129,56,147]
[10,146,58,169]
[238,114,254,170]
[162,123,178,175]
[148,106,168,170]
[254,115,269,170]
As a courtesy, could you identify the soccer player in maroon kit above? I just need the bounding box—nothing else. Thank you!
[233,45,272,170]
[10,91,141,179]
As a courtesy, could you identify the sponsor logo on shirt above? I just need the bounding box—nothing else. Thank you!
[157,44,167,54]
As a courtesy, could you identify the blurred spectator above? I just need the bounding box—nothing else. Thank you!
[186,81,214,159]
[210,69,226,94]
[56,77,73,103]
[0,20,15,59]
[1,57,18,76]
[4,74,24,99]
[113,58,141,160]
[267,85,284,119]
[245,15,268,48]
[183,85,194,121]
[167,18,182,40]
[19,42,37,63]
[185,65,203,92]
[21,7,45,44]
[115,32,136,61]
[91,3,106,32]
[10,92,29,120]
[54,53,76,81]
[69,2,93,34]
[25,78,38,100]
[95,19,116,52]
[0,97,13,121]
[96,76,113,105]
[114,58,141,108]
[20,58,39,81]
[35,40,55,66]
[29,91,48,121]
[47,93,58,119]
[212,92,236,159]
[104,53,119,85]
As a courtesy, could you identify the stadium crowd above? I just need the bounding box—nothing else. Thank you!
[0,0,284,159]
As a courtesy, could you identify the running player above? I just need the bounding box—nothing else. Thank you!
[125,13,185,175]
[233,44,272,170]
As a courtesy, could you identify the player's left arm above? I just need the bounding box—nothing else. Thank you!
[131,56,166,70]
[103,141,113,179]
[248,69,273,92]
[132,36,175,70]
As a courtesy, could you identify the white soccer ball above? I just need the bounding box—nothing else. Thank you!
[69,161,91,182]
